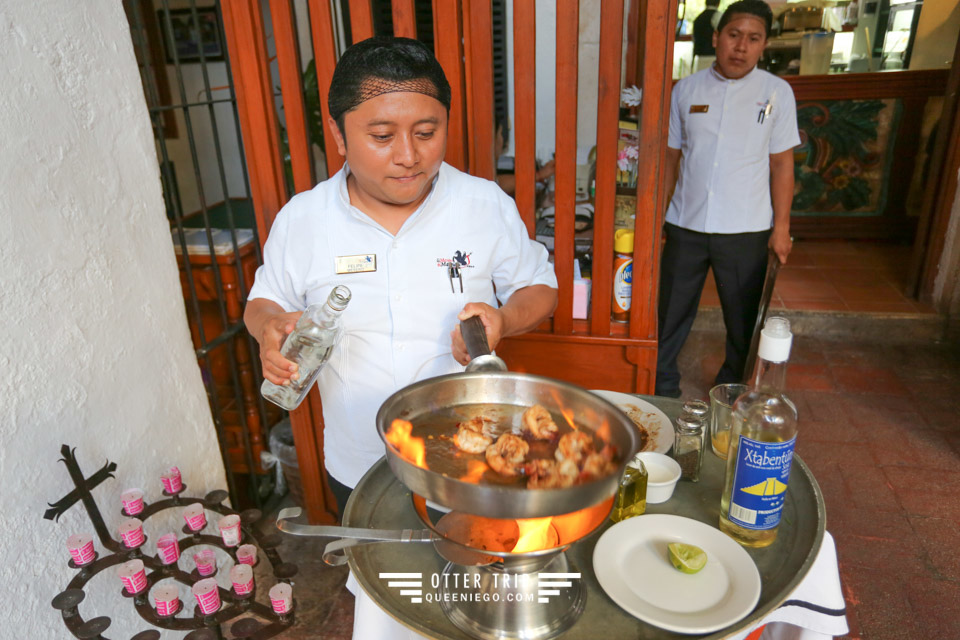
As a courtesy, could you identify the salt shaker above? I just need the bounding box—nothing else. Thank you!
[674,413,705,482]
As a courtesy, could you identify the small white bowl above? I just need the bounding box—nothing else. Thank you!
[637,452,682,504]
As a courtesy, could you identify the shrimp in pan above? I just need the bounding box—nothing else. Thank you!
[525,458,578,489]
[453,417,493,454]
[580,447,617,482]
[521,404,559,441]
[554,431,594,466]
[485,433,530,477]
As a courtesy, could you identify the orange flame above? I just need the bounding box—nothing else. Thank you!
[459,460,488,483]
[512,517,556,553]
[385,419,426,468]
[551,497,613,544]
[595,417,612,444]
[545,389,579,431]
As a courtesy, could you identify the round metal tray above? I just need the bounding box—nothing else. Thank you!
[346,395,826,639]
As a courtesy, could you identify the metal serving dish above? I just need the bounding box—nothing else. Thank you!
[376,320,642,519]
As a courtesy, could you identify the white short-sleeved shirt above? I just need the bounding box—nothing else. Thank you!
[248,162,557,487]
[666,65,800,234]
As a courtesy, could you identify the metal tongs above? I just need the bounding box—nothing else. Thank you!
[275,507,435,566]
[276,506,502,567]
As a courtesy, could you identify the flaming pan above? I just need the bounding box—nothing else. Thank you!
[375,317,642,519]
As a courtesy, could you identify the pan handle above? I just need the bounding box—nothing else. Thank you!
[460,316,508,373]
[461,315,491,358]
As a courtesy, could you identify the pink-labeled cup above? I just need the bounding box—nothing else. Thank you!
[269,582,293,615]
[156,533,180,565]
[121,489,144,516]
[182,504,206,532]
[236,544,257,566]
[118,518,145,548]
[230,564,254,596]
[161,466,182,493]
[218,514,242,547]
[67,533,95,566]
[117,559,147,594]
[193,549,217,576]
[192,578,221,615]
[153,583,180,616]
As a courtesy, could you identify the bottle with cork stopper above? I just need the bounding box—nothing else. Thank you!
[612,229,634,322]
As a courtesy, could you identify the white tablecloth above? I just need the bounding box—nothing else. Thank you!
[346,531,847,639]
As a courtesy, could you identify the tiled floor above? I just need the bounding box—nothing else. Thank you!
[677,331,960,640]
[699,240,937,314]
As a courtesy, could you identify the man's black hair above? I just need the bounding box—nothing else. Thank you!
[716,0,773,37]
[705,0,721,8]
[328,36,452,133]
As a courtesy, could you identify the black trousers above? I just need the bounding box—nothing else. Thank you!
[656,223,770,397]
[327,473,353,523]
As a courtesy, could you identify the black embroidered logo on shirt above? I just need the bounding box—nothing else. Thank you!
[437,251,474,268]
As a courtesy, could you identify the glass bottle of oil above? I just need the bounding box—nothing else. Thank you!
[719,317,798,547]
[610,455,647,522]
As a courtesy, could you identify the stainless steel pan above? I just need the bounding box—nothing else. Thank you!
[375,317,642,519]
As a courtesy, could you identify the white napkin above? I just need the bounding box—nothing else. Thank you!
[732,531,849,640]
[348,571,431,640]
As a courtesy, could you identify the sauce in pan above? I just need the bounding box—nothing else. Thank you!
[405,403,619,487]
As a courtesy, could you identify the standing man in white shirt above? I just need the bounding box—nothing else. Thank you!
[244,37,558,513]
[656,0,799,398]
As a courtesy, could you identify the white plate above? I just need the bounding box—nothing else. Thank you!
[589,390,673,454]
[593,515,761,635]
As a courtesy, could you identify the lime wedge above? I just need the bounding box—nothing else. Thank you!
[668,542,707,574]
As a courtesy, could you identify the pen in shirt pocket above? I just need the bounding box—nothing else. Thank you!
[448,262,463,293]
[757,99,772,124]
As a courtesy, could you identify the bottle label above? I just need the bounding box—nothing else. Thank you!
[727,435,796,530]
[613,259,633,312]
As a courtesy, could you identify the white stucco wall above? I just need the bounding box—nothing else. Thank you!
[0,1,225,638]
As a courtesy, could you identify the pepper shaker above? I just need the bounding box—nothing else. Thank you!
[674,413,705,482]
[682,399,709,422]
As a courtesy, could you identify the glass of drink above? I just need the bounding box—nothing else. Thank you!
[709,383,748,459]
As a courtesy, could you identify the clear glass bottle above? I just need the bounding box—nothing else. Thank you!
[674,414,705,482]
[719,317,798,548]
[610,455,647,522]
[260,285,351,411]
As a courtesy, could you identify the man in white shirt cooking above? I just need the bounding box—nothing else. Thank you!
[656,0,800,398]
[243,37,558,515]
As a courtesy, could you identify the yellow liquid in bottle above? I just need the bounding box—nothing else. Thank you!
[720,320,798,548]
[720,432,793,548]
[610,460,647,523]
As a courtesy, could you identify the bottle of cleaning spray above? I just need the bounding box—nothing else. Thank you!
[612,229,634,322]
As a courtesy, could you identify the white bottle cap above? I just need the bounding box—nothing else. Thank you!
[757,317,793,363]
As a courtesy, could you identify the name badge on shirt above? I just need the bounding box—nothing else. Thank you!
[689,105,709,113]
[335,254,377,274]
